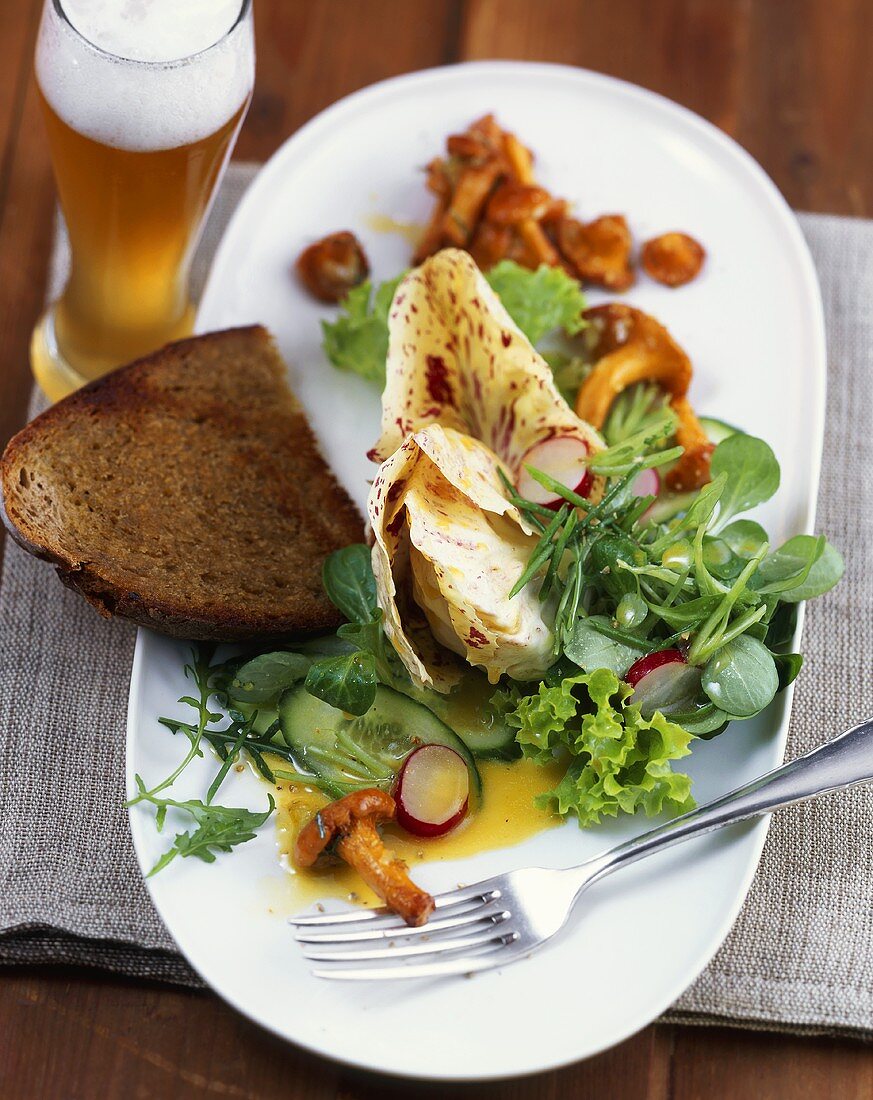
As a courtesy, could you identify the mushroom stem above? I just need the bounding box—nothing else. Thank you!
[337,822,435,927]
[293,789,435,927]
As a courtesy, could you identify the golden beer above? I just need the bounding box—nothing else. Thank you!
[32,0,254,400]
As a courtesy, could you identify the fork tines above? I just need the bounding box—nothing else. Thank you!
[289,886,520,980]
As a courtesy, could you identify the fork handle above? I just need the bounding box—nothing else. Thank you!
[586,716,873,884]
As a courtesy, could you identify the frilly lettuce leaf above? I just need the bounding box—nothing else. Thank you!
[321,261,587,386]
[321,276,403,384]
[504,667,695,826]
[484,261,588,346]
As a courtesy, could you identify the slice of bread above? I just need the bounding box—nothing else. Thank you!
[1,326,364,640]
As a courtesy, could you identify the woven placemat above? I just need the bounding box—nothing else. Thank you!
[1,164,870,1036]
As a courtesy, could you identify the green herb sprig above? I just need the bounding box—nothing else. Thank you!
[507,431,844,730]
[128,649,278,876]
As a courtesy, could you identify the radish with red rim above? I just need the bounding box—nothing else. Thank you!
[515,435,593,510]
[627,649,702,718]
[395,744,470,838]
[630,466,660,500]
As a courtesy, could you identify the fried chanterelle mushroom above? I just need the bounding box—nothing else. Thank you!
[295,230,370,303]
[575,303,715,492]
[641,231,706,288]
[293,789,435,927]
[415,113,635,289]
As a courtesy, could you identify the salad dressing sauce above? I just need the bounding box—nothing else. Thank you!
[271,756,566,910]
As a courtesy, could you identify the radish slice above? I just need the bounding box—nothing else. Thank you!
[627,649,702,718]
[516,435,593,510]
[630,467,660,499]
[395,745,470,838]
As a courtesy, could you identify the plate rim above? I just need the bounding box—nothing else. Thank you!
[127,59,826,1080]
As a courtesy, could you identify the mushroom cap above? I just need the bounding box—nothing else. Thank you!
[294,789,396,868]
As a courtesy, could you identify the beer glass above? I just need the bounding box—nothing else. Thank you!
[31,0,255,400]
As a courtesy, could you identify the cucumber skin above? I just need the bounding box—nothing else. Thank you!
[699,416,739,445]
[278,684,482,802]
[418,693,520,761]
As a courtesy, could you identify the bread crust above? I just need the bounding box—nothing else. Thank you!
[1,326,364,641]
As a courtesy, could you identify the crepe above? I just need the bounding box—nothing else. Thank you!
[367,249,602,689]
[370,424,555,689]
[369,249,601,467]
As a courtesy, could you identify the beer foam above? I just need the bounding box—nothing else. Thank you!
[36,0,254,151]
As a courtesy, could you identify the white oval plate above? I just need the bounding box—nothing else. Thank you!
[127,62,825,1080]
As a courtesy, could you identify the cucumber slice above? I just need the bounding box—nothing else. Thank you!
[424,676,519,760]
[278,684,482,802]
[699,416,739,445]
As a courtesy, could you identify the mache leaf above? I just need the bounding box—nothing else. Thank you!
[701,634,778,717]
[322,543,379,624]
[227,651,312,704]
[304,652,377,716]
[565,615,640,677]
[710,434,780,530]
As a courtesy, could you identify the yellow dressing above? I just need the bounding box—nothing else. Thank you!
[271,757,566,911]
[364,211,422,246]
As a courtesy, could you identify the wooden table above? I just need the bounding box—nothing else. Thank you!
[1,2,872,1096]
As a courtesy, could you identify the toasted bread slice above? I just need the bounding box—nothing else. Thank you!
[1,326,364,640]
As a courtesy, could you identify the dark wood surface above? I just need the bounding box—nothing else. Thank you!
[1,2,871,1096]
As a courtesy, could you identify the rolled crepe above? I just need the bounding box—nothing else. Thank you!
[367,249,603,689]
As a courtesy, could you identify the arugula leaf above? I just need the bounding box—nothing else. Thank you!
[304,652,377,716]
[127,647,218,807]
[506,668,694,826]
[322,543,379,624]
[484,261,588,345]
[710,434,780,530]
[701,634,778,716]
[321,276,404,385]
[227,651,311,704]
[133,780,275,877]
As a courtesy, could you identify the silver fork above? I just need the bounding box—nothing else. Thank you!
[290,717,873,981]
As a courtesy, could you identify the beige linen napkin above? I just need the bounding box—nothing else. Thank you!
[1,164,870,1035]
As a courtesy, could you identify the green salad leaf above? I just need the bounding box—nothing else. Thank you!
[304,651,377,716]
[508,423,843,751]
[701,634,779,717]
[710,434,780,530]
[226,651,311,704]
[484,261,588,345]
[505,668,695,826]
[321,261,587,386]
[321,275,403,385]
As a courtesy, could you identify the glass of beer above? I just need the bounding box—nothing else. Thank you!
[31,0,255,400]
